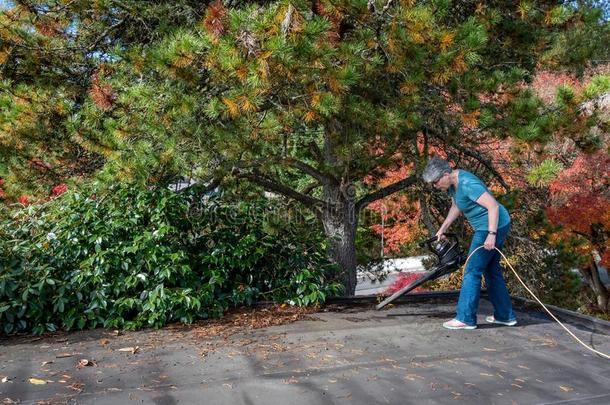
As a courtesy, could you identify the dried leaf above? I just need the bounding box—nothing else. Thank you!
[1,376,9,383]
[559,385,574,392]
[68,382,84,392]
[41,361,53,366]
[29,378,47,385]
[118,346,139,354]
[77,359,94,368]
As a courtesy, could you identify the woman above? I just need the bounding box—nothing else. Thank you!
[422,157,517,330]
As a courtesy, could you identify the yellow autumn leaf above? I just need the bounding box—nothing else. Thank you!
[222,97,240,117]
[452,53,468,74]
[239,96,256,113]
[0,48,11,65]
[29,378,47,385]
[258,59,269,80]
[327,76,343,93]
[433,70,451,85]
[439,32,455,51]
[173,53,193,68]
[399,81,417,95]
[235,67,248,82]
[462,110,480,128]
[304,111,316,122]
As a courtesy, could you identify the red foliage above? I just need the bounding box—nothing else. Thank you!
[204,0,227,38]
[17,195,30,206]
[532,71,582,104]
[366,163,427,254]
[545,150,610,266]
[51,183,68,197]
[383,272,427,295]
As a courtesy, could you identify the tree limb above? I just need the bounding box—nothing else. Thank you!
[238,169,327,211]
[283,158,339,186]
[355,174,418,212]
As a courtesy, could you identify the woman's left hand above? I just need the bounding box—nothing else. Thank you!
[484,234,496,250]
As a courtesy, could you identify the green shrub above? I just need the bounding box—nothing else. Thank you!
[0,184,342,334]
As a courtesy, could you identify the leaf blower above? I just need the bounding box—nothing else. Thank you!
[376,233,465,310]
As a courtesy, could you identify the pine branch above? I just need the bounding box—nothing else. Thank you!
[283,158,339,186]
[301,181,321,195]
[308,141,324,165]
[238,169,326,210]
[86,19,126,53]
[355,174,418,212]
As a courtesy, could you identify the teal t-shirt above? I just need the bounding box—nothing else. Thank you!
[448,170,510,231]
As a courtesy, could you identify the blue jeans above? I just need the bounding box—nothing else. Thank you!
[455,224,515,326]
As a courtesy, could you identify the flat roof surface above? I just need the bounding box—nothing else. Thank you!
[1,296,610,404]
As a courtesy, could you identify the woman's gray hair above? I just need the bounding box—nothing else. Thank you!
[422,157,452,183]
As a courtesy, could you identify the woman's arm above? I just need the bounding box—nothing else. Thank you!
[476,192,499,250]
[436,199,461,239]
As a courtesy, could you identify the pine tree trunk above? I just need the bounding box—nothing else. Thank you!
[320,185,358,296]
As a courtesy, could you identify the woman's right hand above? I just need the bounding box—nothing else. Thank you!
[435,229,447,240]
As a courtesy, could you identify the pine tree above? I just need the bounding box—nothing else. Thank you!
[2,1,609,294]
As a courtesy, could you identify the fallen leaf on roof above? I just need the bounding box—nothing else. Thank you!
[482,348,496,351]
[479,373,494,377]
[68,382,84,392]
[118,346,139,354]
[41,361,53,366]
[559,385,574,392]
[2,398,18,404]
[517,365,530,370]
[511,383,523,389]
[100,339,110,346]
[77,359,95,368]
[56,353,73,358]
[1,377,10,383]
[29,378,47,385]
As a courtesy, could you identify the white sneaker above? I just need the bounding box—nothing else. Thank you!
[485,316,517,326]
[442,319,477,330]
